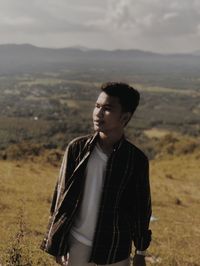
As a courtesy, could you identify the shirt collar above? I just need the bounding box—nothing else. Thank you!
[113,134,125,152]
[88,132,125,153]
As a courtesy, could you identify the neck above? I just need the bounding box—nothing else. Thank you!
[98,130,124,154]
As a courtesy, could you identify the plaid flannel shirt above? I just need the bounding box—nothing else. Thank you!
[41,132,152,264]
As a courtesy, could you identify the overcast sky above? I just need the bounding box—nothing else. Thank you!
[0,0,200,53]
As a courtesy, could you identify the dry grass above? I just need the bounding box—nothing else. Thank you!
[0,160,58,265]
[133,83,200,97]
[149,152,200,265]
[0,146,200,265]
[144,128,172,139]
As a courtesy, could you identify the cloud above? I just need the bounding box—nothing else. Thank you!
[0,0,104,34]
[1,0,200,37]
[2,16,35,27]
[86,0,137,31]
[86,0,200,37]
[0,0,200,52]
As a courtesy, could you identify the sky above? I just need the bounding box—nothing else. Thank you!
[0,0,200,53]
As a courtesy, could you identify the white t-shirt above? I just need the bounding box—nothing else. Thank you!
[70,142,108,246]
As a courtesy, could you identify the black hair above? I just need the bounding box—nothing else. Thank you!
[101,82,140,115]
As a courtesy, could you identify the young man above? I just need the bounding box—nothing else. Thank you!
[41,82,152,266]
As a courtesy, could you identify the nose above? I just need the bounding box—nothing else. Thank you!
[95,107,104,119]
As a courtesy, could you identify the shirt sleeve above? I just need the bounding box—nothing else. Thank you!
[131,157,152,251]
[50,143,73,216]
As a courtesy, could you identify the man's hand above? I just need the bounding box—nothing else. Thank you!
[132,254,146,266]
[55,255,68,265]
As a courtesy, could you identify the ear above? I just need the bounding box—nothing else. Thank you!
[121,112,132,127]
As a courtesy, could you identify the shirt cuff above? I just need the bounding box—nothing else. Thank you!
[133,229,152,250]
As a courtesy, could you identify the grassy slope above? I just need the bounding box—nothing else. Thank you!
[0,160,58,265]
[0,151,200,265]
[149,152,200,265]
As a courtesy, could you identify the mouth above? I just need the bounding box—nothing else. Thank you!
[93,120,104,125]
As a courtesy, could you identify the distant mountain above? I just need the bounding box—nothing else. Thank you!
[0,43,200,75]
[193,50,200,55]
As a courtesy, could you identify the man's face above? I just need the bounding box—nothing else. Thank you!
[93,92,130,134]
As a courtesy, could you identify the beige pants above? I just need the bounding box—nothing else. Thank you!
[67,234,130,266]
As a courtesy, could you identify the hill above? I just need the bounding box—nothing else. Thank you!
[0,140,199,265]
[0,44,200,85]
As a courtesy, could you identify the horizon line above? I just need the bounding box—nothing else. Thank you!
[0,42,199,56]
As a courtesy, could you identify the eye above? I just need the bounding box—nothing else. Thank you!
[104,107,111,112]
[104,105,112,111]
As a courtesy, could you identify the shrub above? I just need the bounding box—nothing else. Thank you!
[4,206,33,266]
